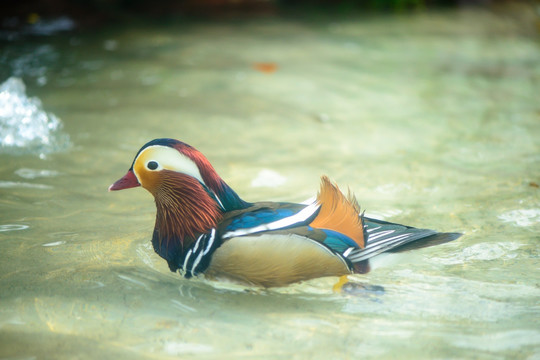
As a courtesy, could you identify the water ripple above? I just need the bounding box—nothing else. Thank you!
[452,329,540,351]
[431,242,522,265]
[163,342,213,356]
[170,299,197,313]
[0,224,29,232]
[42,241,66,247]
[15,168,60,179]
[0,181,52,189]
[117,274,150,290]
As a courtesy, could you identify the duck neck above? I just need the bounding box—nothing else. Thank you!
[213,180,252,212]
[151,171,223,268]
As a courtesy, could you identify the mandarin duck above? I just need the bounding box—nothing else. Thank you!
[109,138,460,288]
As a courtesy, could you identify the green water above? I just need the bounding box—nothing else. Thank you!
[1,8,539,359]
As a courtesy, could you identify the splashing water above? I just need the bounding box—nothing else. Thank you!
[0,77,70,156]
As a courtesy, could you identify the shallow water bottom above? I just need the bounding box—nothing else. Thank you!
[1,6,540,360]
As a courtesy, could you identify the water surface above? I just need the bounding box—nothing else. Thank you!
[1,8,539,359]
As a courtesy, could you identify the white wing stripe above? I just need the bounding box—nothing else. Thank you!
[222,202,321,239]
[346,233,412,261]
[366,229,395,241]
[366,226,381,233]
[343,247,355,257]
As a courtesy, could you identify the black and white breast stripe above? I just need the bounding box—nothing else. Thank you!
[181,228,220,278]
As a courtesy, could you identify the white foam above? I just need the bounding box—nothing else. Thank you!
[498,209,540,227]
[0,77,70,155]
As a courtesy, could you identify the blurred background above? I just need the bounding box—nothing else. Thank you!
[2,0,540,30]
[1,1,539,359]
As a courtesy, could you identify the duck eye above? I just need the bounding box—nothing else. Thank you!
[147,161,159,170]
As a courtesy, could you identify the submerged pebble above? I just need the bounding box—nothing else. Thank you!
[498,209,540,227]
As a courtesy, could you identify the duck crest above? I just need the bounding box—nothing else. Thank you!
[309,176,365,248]
[152,170,222,266]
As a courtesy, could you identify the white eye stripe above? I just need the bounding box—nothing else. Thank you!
[133,145,205,185]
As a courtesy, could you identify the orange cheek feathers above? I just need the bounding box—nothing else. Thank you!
[134,161,160,193]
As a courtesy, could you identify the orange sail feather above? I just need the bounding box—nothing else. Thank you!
[309,176,365,248]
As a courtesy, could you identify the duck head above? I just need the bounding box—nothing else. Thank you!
[109,138,249,267]
[110,138,217,193]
